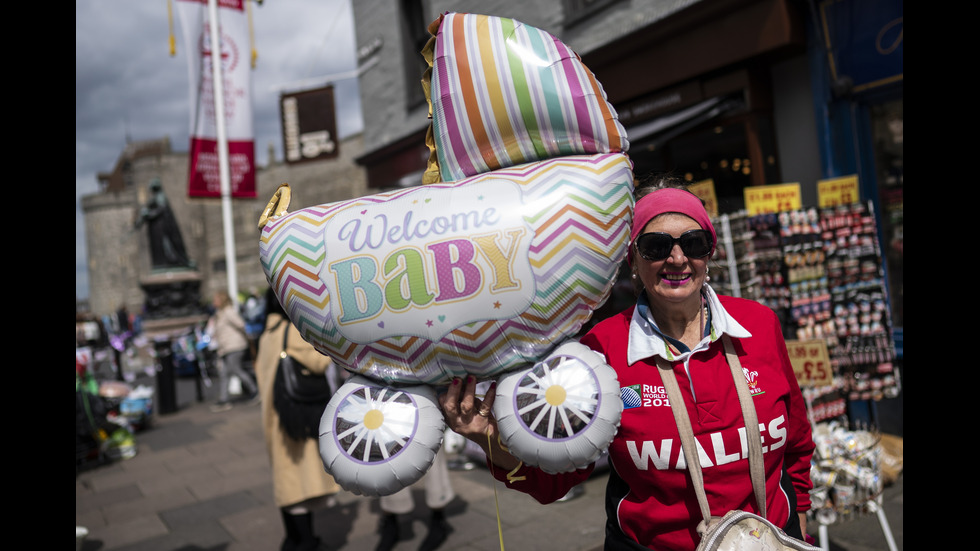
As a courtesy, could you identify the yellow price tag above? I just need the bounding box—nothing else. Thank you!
[817,175,860,207]
[785,340,834,387]
[743,183,802,215]
[688,179,718,218]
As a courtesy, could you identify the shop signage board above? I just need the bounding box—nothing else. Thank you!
[280,85,340,165]
[743,183,802,215]
[817,175,860,207]
[785,339,834,387]
[818,0,903,94]
[688,179,718,218]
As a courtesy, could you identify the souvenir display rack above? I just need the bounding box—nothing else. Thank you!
[818,203,899,403]
[713,202,900,550]
[711,213,761,302]
[711,201,900,421]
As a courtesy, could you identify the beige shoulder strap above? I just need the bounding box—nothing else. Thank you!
[655,334,766,531]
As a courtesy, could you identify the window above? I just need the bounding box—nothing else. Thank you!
[400,0,429,109]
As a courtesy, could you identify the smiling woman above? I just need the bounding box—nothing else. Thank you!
[444,176,818,550]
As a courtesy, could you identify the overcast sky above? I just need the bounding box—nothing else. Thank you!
[75,0,363,301]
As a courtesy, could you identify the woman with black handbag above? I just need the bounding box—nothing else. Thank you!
[254,288,342,551]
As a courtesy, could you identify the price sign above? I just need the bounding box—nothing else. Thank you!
[817,175,860,207]
[743,183,802,215]
[785,340,833,387]
[688,179,718,218]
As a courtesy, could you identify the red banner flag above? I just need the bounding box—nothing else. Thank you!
[176,0,255,198]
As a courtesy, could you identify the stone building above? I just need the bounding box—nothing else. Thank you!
[81,134,367,321]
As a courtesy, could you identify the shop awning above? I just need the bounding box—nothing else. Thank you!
[625,95,746,150]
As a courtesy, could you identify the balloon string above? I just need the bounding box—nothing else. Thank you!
[486,429,507,551]
[497,434,526,483]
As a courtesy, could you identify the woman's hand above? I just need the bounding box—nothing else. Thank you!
[440,375,498,442]
[440,375,521,472]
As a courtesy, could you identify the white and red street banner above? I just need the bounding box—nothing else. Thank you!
[176,0,255,198]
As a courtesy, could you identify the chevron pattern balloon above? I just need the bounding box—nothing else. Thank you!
[258,12,635,497]
[259,152,633,385]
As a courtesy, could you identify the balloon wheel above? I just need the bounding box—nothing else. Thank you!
[319,376,444,496]
[496,341,622,474]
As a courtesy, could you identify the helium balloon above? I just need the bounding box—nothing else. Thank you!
[494,340,623,474]
[318,376,445,497]
[259,12,632,496]
[259,153,632,385]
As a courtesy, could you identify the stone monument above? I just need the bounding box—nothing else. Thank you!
[135,178,195,271]
[135,179,207,330]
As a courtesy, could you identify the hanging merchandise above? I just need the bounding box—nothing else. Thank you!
[803,385,848,425]
[172,330,202,377]
[712,201,900,423]
[747,213,791,324]
[711,212,761,302]
[819,202,899,402]
[780,208,836,346]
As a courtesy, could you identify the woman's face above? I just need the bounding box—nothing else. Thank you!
[633,213,710,309]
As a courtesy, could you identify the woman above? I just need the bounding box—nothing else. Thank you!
[210,290,258,412]
[440,182,815,550]
[254,289,342,551]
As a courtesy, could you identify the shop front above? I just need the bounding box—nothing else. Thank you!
[581,5,902,538]
[581,0,903,434]
[805,0,903,433]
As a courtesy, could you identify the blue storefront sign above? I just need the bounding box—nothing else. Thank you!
[819,0,903,94]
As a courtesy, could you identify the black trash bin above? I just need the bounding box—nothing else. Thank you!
[154,338,178,414]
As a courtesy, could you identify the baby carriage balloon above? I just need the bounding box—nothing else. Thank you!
[258,12,632,496]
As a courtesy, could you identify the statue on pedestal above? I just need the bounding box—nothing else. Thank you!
[135,179,195,270]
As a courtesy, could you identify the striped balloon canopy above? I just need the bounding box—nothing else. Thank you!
[422,12,629,184]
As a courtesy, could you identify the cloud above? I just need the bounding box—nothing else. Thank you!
[76,0,363,301]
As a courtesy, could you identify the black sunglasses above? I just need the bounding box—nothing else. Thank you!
[634,230,713,261]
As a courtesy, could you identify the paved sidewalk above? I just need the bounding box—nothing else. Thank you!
[76,375,902,551]
[75,376,614,551]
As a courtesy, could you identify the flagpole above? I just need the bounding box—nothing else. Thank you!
[207,0,239,304]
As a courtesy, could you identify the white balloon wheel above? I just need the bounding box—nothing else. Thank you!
[494,340,623,474]
[319,375,446,497]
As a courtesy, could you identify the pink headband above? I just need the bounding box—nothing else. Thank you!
[629,188,716,264]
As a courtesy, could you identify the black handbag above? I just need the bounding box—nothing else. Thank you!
[272,324,333,440]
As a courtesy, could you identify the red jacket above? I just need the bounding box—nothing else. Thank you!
[490,293,815,550]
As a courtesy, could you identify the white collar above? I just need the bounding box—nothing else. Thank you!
[626,284,752,365]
